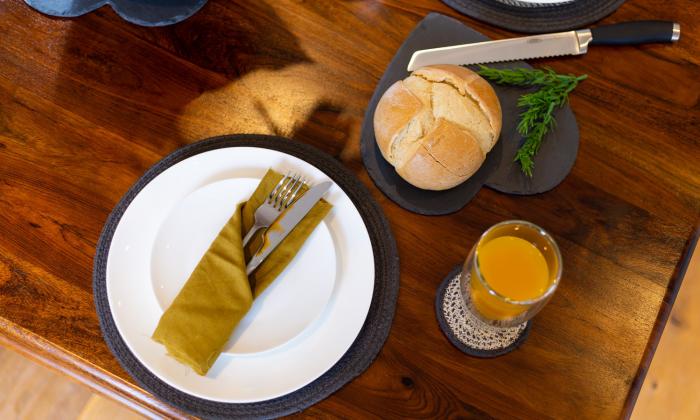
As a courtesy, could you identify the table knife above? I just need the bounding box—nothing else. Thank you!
[246,181,332,275]
[407,20,680,71]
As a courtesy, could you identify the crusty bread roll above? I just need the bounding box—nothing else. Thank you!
[373,65,502,190]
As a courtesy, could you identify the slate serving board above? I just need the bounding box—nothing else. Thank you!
[360,13,579,215]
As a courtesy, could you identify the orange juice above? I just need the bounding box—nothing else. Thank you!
[470,235,551,321]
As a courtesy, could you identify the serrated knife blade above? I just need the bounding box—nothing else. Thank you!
[406,21,680,71]
[246,180,332,275]
[407,30,593,71]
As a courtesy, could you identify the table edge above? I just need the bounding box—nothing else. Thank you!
[0,316,189,419]
[3,222,697,420]
[622,226,700,419]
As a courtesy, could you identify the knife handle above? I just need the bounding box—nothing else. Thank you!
[590,21,680,46]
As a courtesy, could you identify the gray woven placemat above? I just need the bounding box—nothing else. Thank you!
[435,265,530,357]
[93,135,400,419]
[442,0,626,33]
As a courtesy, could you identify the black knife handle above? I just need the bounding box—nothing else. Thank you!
[590,21,680,46]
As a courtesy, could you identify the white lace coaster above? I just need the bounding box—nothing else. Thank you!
[437,269,529,355]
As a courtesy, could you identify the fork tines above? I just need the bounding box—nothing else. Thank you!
[268,172,306,210]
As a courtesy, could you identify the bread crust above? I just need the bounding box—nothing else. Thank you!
[373,65,502,190]
[373,80,422,164]
[396,119,485,190]
[414,65,502,145]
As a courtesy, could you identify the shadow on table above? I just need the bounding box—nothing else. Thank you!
[285,101,353,158]
[50,0,326,153]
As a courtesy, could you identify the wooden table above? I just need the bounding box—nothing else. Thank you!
[0,0,698,418]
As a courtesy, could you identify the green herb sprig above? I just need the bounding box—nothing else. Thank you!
[475,66,587,177]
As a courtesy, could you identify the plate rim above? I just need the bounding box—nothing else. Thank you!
[93,134,400,418]
[439,1,626,34]
[146,176,339,356]
[107,145,370,401]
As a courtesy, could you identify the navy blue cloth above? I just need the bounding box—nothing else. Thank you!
[25,0,207,26]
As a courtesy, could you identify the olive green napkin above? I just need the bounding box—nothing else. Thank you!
[152,169,332,375]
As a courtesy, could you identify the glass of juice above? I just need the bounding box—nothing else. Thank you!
[461,220,562,327]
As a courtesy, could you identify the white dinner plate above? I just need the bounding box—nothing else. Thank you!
[105,147,375,402]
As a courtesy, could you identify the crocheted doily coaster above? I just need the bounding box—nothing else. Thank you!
[435,266,531,357]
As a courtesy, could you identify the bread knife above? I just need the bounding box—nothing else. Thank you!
[246,181,332,275]
[407,21,680,71]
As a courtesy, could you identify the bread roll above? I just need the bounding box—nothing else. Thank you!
[373,65,502,190]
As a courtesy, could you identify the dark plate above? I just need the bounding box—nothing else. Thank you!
[442,0,626,34]
[24,0,207,26]
[360,13,579,215]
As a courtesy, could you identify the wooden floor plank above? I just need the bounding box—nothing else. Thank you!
[78,395,148,420]
[0,347,92,419]
[0,346,146,420]
[632,236,700,419]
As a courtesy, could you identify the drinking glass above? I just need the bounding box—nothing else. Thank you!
[460,220,562,327]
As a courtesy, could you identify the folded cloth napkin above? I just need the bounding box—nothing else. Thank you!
[152,169,332,375]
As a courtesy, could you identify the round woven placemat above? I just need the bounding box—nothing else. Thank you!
[442,0,626,33]
[435,265,530,357]
[93,134,400,419]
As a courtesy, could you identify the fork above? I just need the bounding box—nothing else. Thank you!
[242,172,306,247]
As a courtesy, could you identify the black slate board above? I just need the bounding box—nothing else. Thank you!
[360,13,579,215]
[93,135,400,419]
[24,0,207,26]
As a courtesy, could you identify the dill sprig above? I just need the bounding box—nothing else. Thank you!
[475,65,587,177]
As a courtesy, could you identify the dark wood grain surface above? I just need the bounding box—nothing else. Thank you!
[0,0,698,418]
